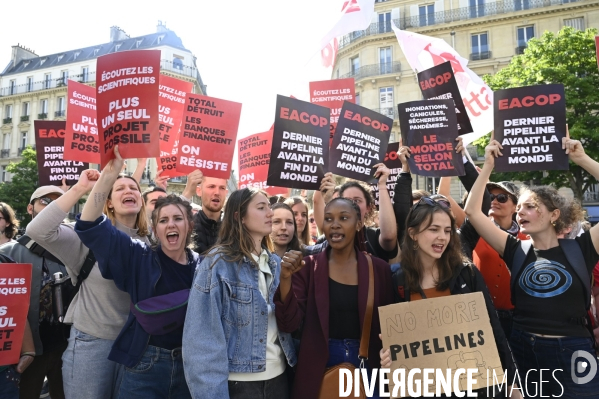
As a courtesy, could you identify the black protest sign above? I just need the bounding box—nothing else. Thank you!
[34,121,89,186]
[418,61,473,135]
[494,84,568,173]
[267,95,329,190]
[398,99,464,177]
[369,142,402,208]
[329,102,392,183]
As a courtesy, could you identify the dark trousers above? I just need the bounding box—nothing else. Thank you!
[228,371,289,399]
[19,343,67,399]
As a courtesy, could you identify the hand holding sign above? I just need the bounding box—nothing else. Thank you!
[104,145,125,177]
[484,136,504,165]
[154,169,169,191]
[319,172,336,204]
[373,163,391,186]
[182,169,204,200]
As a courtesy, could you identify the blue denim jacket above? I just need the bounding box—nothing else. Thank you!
[183,249,296,398]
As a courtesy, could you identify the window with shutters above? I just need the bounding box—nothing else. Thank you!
[564,17,584,30]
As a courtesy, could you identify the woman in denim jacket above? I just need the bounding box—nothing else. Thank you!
[183,188,300,399]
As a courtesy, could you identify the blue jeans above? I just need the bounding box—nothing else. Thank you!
[62,327,123,399]
[510,329,599,398]
[327,339,380,399]
[117,345,190,399]
[0,367,19,399]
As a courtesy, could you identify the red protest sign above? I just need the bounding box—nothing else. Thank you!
[309,78,355,144]
[96,50,160,167]
[176,94,241,179]
[596,36,599,70]
[64,80,100,164]
[158,75,192,155]
[0,263,32,366]
[156,145,186,178]
[34,120,89,186]
[238,128,288,196]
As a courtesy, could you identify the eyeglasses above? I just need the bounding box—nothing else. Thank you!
[412,196,451,211]
[490,193,512,204]
[32,197,54,206]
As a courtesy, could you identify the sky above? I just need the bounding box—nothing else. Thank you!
[0,0,343,175]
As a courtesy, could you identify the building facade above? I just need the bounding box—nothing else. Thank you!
[0,22,208,195]
[332,0,599,198]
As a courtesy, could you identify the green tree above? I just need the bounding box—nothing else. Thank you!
[0,147,39,227]
[475,26,599,201]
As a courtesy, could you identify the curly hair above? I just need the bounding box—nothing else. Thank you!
[151,195,195,249]
[0,202,19,239]
[401,200,465,293]
[519,185,585,235]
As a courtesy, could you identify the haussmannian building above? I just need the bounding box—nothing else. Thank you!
[332,0,599,202]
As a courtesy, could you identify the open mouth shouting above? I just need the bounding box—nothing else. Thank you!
[166,231,179,245]
[432,243,445,253]
[330,233,345,243]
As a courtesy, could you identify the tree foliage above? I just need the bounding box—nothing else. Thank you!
[475,26,599,201]
[0,147,39,227]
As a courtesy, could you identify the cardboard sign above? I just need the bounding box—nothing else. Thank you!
[267,95,329,190]
[176,94,241,179]
[329,102,392,183]
[34,121,89,186]
[238,128,288,196]
[309,78,355,144]
[64,81,100,164]
[379,292,504,397]
[494,84,568,173]
[398,99,464,177]
[158,75,192,155]
[96,50,160,167]
[418,62,473,136]
[0,263,32,366]
[369,142,402,208]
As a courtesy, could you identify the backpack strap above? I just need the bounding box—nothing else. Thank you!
[392,264,410,302]
[558,239,591,310]
[74,250,96,290]
[509,240,533,306]
[17,235,64,266]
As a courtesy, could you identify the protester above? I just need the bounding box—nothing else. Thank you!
[284,197,311,245]
[75,147,199,398]
[308,210,319,243]
[26,169,151,399]
[183,170,228,254]
[142,186,167,214]
[275,197,393,398]
[183,188,299,399]
[0,202,19,245]
[271,203,302,259]
[0,186,68,399]
[379,194,520,397]
[0,320,34,398]
[307,164,398,263]
[464,137,599,396]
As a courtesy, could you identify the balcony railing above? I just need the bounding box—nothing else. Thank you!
[38,113,47,119]
[470,51,492,61]
[18,147,28,155]
[339,0,577,49]
[2,117,11,125]
[515,45,528,54]
[339,62,402,80]
[20,115,29,122]
[583,191,599,203]
[0,150,9,158]
[55,110,65,117]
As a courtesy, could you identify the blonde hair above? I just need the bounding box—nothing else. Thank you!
[103,175,150,237]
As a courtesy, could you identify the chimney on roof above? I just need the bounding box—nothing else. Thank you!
[110,26,129,42]
[11,44,38,67]
[157,20,169,33]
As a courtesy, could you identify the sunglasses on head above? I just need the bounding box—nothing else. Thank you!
[412,196,451,210]
[32,197,54,206]
[490,193,512,203]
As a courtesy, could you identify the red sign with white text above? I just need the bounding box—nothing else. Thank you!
[156,145,186,178]
[0,263,32,366]
[309,78,355,144]
[158,75,193,155]
[596,36,599,70]
[238,128,288,196]
[176,94,241,179]
[64,81,100,164]
[96,50,160,167]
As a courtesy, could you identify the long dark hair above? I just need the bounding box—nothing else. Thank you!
[270,203,301,252]
[0,202,19,239]
[401,201,464,292]
[211,188,273,268]
[324,197,366,252]
[284,196,311,245]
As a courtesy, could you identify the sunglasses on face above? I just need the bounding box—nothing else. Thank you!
[32,197,54,206]
[490,193,511,204]
[412,196,451,211]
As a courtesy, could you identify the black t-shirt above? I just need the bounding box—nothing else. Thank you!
[363,227,397,263]
[502,233,599,336]
[148,247,194,350]
[328,278,360,340]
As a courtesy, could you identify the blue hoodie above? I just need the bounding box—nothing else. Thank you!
[75,214,201,368]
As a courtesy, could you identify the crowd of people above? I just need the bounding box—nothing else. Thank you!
[0,135,598,399]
